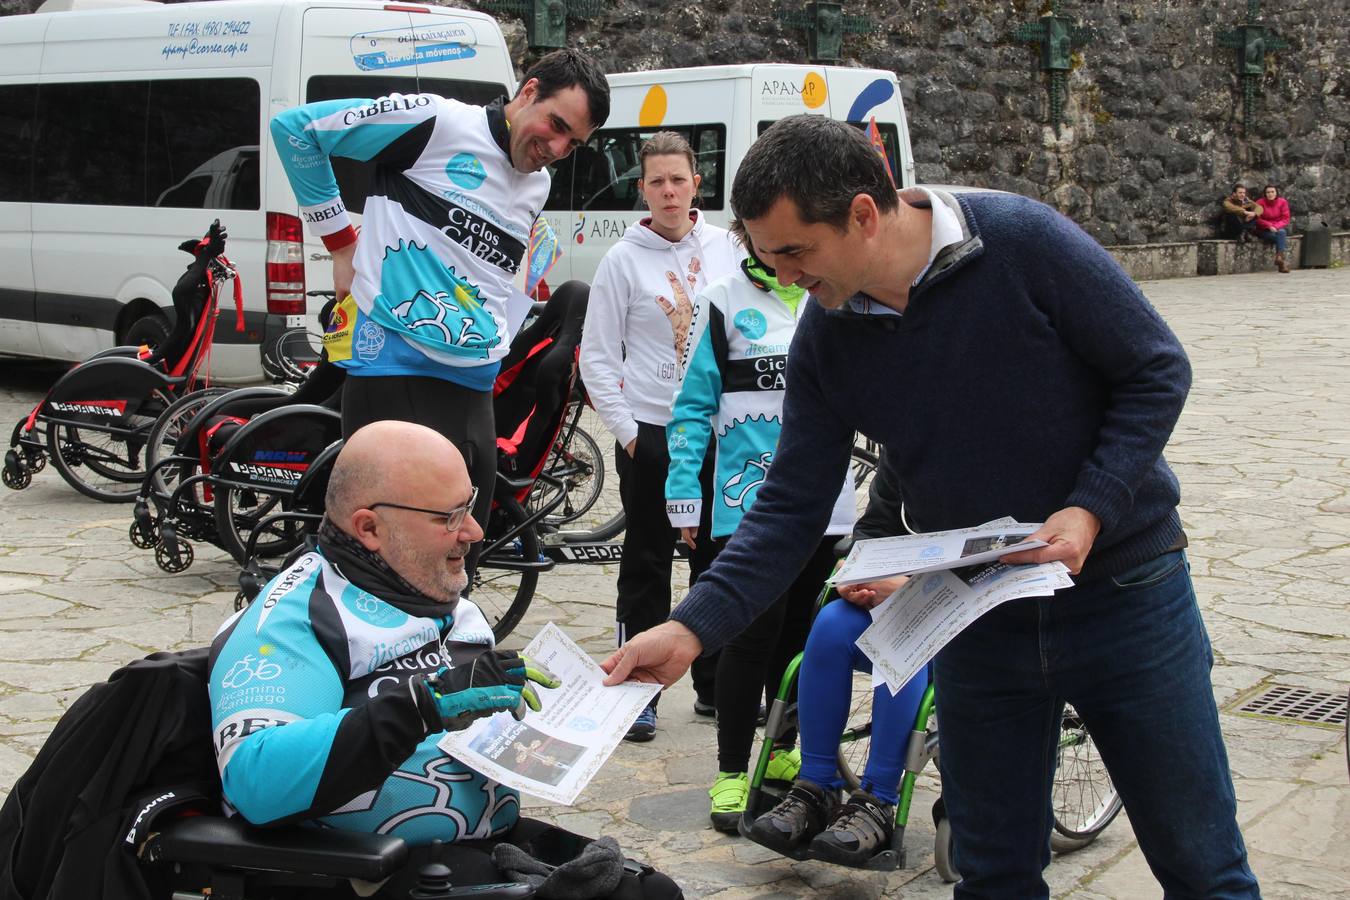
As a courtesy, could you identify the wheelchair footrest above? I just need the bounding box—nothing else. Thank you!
[151,815,409,882]
[735,812,904,872]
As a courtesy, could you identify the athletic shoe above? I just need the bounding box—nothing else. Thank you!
[708,771,748,833]
[693,698,716,717]
[624,704,657,742]
[746,779,837,854]
[807,789,895,867]
[762,747,801,783]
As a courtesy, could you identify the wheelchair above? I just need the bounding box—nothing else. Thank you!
[130,380,344,574]
[740,586,1123,881]
[3,220,242,502]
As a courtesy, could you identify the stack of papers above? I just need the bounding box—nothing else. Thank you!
[834,519,1073,695]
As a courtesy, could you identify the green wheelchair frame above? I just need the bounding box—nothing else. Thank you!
[738,585,1124,879]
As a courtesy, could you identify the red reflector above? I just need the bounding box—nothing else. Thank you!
[534,278,551,302]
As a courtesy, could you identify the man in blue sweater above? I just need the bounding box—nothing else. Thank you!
[602,116,1259,897]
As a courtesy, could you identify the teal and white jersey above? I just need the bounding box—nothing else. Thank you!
[270,95,549,390]
[666,268,854,539]
[208,549,517,844]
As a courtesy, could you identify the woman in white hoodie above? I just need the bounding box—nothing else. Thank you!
[579,131,743,742]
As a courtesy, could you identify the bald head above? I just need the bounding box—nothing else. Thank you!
[326,421,471,530]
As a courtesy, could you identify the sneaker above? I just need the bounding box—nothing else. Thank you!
[746,779,837,854]
[807,789,895,867]
[693,698,716,717]
[762,747,801,783]
[708,772,748,833]
[624,704,657,743]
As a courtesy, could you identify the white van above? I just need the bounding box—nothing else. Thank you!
[538,64,915,285]
[0,0,518,380]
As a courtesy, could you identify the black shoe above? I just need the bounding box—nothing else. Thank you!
[808,789,895,867]
[746,779,837,854]
[624,704,657,742]
[693,698,716,717]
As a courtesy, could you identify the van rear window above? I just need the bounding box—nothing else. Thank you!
[544,124,727,213]
[757,119,902,184]
[306,76,507,215]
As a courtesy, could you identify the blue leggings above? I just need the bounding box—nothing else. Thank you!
[797,599,928,806]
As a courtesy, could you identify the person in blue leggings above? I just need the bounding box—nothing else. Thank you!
[748,573,926,867]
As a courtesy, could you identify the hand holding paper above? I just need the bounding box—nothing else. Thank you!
[996,506,1101,574]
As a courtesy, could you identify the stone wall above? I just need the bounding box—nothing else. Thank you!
[520,0,1348,246]
[5,0,1346,247]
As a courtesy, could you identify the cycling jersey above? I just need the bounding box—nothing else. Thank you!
[666,262,853,538]
[271,95,550,390]
[207,548,518,844]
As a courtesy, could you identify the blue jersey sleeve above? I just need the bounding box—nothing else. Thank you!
[665,300,724,529]
[270,94,440,246]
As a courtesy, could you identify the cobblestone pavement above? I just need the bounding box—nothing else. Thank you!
[1,268,1347,898]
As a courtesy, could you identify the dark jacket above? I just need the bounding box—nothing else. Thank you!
[0,650,218,900]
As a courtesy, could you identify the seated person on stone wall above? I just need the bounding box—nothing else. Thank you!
[1220,183,1261,243]
[208,420,682,899]
[1253,183,1292,274]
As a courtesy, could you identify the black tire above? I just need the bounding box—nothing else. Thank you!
[45,391,169,502]
[474,495,540,642]
[145,387,232,503]
[544,404,626,542]
[213,482,304,566]
[122,311,172,350]
[1050,704,1123,852]
[529,423,605,525]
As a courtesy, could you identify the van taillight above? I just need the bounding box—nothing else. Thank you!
[266,211,306,316]
[534,278,551,302]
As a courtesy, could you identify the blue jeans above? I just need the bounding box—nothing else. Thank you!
[934,551,1259,899]
[1256,226,1288,253]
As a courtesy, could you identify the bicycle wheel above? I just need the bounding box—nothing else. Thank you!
[271,327,323,384]
[548,404,625,541]
[1050,703,1123,852]
[528,423,604,526]
[473,495,540,642]
[213,483,304,565]
[45,391,169,502]
[145,387,231,501]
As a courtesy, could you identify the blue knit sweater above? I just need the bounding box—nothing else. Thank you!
[671,190,1192,652]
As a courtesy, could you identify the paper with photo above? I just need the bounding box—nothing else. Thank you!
[858,558,1073,695]
[439,622,660,805]
[830,519,1047,586]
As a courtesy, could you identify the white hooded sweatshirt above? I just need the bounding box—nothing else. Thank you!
[580,210,743,448]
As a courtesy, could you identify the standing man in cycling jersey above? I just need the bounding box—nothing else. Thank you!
[270,49,610,567]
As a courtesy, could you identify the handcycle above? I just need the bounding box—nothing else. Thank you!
[740,574,1123,879]
[130,356,345,574]
[3,220,243,502]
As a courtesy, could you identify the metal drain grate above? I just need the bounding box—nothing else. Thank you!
[1233,685,1347,727]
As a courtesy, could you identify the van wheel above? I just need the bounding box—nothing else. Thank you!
[123,312,172,351]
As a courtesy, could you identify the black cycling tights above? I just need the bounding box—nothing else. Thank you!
[341,374,495,578]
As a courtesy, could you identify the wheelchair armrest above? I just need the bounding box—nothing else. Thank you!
[149,815,408,882]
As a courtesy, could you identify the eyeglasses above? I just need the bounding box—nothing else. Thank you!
[369,487,479,532]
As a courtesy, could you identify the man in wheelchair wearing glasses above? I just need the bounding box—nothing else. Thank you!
[208,420,681,898]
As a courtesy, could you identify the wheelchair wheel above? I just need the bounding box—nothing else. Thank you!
[933,799,959,883]
[849,444,878,519]
[543,404,625,542]
[836,668,877,792]
[474,496,540,642]
[145,387,232,501]
[213,483,304,565]
[45,392,169,502]
[1050,703,1122,852]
